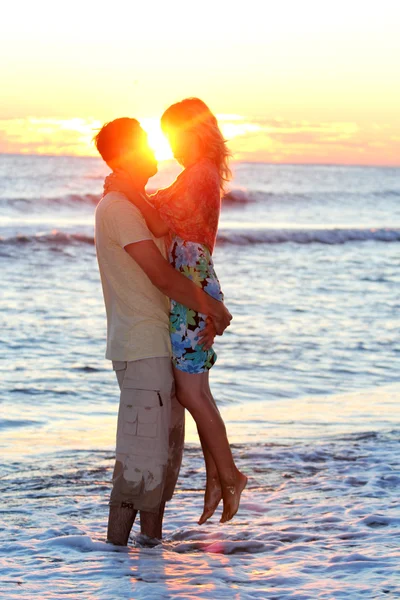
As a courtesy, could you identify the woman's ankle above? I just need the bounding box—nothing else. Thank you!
[206,471,220,483]
[220,466,243,487]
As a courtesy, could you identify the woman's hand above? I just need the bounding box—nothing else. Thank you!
[103,170,139,202]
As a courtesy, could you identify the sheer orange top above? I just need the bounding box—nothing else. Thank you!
[149,158,221,254]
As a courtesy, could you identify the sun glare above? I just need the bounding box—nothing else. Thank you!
[141,118,173,162]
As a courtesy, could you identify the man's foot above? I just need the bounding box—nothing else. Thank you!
[220,471,248,523]
[135,533,162,548]
[198,476,222,525]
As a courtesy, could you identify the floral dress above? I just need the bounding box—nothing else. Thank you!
[150,158,224,374]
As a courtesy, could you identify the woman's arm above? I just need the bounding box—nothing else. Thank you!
[104,172,169,238]
[128,193,170,238]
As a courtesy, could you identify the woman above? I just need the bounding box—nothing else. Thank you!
[106,98,247,523]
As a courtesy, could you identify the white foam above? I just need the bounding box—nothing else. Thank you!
[218,226,400,246]
[1,426,399,599]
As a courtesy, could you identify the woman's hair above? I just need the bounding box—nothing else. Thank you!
[161,98,232,191]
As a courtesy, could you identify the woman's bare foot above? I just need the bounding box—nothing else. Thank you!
[220,471,248,523]
[198,476,222,525]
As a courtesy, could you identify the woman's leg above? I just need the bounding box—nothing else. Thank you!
[173,367,247,522]
[197,428,222,524]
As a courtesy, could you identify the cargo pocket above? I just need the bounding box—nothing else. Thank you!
[121,403,138,436]
[121,382,164,439]
[137,399,159,438]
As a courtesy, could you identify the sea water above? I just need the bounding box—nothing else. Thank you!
[0,155,399,599]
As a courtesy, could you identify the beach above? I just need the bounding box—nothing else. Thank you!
[1,155,399,599]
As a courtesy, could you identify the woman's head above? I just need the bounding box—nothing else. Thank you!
[161,98,231,190]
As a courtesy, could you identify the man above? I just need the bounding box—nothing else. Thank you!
[94,118,231,546]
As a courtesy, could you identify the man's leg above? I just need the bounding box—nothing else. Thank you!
[140,502,166,539]
[159,375,185,518]
[139,361,185,540]
[107,507,137,545]
[107,501,166,544]
[107,358,180,544]
[107,460,138,545]
[107,362,139,546]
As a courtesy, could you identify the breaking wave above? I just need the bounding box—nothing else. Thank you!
[0,231,95,246]
[217,227,400,245]
[2,193,101,210]
[1,227,399,248]
[1,188,252,211]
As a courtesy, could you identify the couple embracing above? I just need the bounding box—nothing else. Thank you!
[94,98,247,546]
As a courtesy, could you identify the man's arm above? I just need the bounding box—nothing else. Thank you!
[125,240,232,335]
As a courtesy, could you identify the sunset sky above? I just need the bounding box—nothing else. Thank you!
[2,0,399,165]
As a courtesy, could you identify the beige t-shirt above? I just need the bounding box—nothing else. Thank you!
[95,192,171,361]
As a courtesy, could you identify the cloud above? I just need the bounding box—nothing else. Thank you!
[0,117,101,156]
[217,115,399,165]
[0,115,398,166]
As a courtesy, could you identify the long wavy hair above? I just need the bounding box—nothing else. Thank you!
[161,98,232,192]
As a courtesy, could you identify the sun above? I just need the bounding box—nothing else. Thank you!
[141,117,173,162]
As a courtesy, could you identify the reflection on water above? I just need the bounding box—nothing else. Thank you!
[2,384,400,461]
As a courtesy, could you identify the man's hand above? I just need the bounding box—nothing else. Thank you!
[211,302,232,336]
[198,317,217,350]
[124,240,233,334]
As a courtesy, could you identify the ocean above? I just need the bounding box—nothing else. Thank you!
[0,154,399,599]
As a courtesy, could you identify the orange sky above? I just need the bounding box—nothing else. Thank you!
[1,1,399,165]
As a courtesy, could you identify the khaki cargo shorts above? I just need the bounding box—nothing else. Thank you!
[110,357,185,513]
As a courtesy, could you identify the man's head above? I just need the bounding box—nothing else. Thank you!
[94,118,157,184]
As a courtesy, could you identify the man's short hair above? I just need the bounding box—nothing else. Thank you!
[93,118,143,165]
